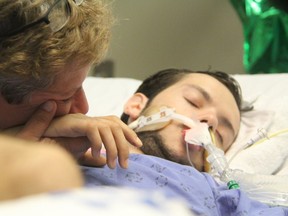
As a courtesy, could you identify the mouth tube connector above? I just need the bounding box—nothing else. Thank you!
[185,124,240,188]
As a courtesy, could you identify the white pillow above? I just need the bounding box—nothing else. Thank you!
[226,74,288,175]
[83,76,142,117]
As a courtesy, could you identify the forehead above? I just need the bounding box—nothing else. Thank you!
[45,63,90,96]
[162,73,234,99]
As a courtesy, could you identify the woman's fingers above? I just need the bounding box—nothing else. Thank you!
[17,101,57,141]
[44,114,142,169]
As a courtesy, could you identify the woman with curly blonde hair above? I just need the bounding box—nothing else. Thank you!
[0,0,142,200]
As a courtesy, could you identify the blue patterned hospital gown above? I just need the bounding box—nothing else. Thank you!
[82,154,288,216]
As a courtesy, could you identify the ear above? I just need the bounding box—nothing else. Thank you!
[123,93,148,122]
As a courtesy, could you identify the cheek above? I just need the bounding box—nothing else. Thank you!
[230,112,241,143]
[12,107,39,127]
[158,125,186,153]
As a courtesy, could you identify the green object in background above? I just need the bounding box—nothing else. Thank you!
[230,0,288,74]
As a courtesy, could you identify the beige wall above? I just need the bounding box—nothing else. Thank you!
[102,0,245,80]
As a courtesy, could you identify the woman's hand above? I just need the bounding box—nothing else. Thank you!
[6,101,142,169]
[43,114,142,169]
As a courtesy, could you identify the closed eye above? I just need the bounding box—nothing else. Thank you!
[61,97,73,103]
[185,98,199,108]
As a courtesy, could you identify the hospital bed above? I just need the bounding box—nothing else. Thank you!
[1,73,288,215]
[84,73,288,176]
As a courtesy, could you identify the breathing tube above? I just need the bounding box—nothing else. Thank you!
[185,124,288,206]
[129,106,288,207]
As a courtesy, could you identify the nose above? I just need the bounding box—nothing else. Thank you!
[55,88,89,116]
[198,108,218,131]
[69,88,89,114]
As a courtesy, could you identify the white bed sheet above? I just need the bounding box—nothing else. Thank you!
[0,187,192,216]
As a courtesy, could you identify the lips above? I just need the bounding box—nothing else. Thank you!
[187,143,211,172]
[187,143,203,151]
[181,128,209,170]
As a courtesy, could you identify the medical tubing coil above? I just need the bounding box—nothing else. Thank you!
[205,143,288,206]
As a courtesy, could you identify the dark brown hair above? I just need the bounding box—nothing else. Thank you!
[121,68,244,123]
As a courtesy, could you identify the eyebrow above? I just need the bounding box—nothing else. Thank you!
[186,84,236,137]
[188,84,212,103]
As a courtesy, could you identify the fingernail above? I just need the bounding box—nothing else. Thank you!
[41,101,53,112]
[122,159,128,169]
[136,137,143,147]
[110,159,116,169]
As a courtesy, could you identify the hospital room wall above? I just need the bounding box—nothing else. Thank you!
[99,0,245,80]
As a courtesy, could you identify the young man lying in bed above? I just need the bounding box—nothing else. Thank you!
[121,68,244,171]
[83,69,288,215]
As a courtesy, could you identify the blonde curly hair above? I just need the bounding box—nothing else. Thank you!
[0,0,113,103]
